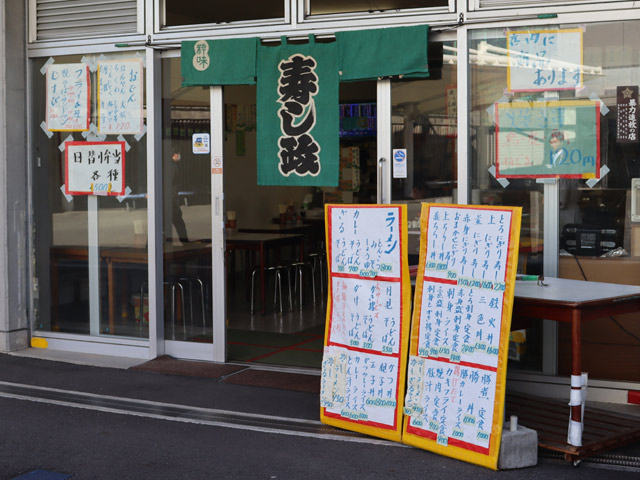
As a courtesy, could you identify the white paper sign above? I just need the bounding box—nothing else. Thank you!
[46,63,90,132]
[322,345,399,427]
[192,133,210,154]
[407,205,514,451]
[330,207,402,277]
[330,276,402,354]
[65,141,126,196]
[507,29,583,92]
[323,205,407,430]
[405,356,496,449]
[393,149,407,178]
[97,59,144,134]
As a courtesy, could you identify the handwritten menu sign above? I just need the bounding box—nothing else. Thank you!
[495,100,600,179]
[46,63,90,132]
[97,59,144,135]
[321,205,411,442]
[65,141,126,196]
[507,29,583,92]
[402,204,521,470]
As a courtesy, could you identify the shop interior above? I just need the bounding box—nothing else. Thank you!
[42,48,464,370]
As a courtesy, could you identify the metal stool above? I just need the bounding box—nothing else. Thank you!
[251,265,292,314]
[178,276,206,333]
[306,252,326,300]
[289,261,316,310]
[140,280,187,339]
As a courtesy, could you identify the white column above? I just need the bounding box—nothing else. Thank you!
[456,26,470,205]
[146,46,164,358]
[211,86,227,363]
[377,79,391,204]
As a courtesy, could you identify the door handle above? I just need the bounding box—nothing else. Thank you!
[378,157,387,204]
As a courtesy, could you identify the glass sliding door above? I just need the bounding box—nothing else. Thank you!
[161,57,214,359]
[389,40,458,266]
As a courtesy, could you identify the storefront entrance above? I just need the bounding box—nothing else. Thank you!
[160,38,460,368]
[222,82,378,368]
[160,75,386,365]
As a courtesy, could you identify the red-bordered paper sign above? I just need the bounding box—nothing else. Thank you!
[495,100,600,179]
[320,204,411,442]
[402,204,521,470]
[64,141,126,196]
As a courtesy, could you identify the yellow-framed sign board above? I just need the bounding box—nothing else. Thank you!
[321,204,411,442]
[402,204,521,469]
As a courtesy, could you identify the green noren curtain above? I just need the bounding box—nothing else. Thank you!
[336,25,429,81]
[256,36,339,186]
[180,25,429,87]
[180,26,429,187]
[181,38,257,86]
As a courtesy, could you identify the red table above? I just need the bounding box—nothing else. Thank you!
[512,277,640,447]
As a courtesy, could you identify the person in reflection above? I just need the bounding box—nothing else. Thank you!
[548,130,567,167]
[405,174,428,200]
[171,151,189,244]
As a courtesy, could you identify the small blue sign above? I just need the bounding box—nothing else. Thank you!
[392,148,407,178]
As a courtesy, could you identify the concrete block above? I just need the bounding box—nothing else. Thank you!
[498,420,538,470]
[0,329,29,352]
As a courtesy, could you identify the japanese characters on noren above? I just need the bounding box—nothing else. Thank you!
[277,54,321,177]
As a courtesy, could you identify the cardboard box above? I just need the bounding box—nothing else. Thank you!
[559,255,640,285]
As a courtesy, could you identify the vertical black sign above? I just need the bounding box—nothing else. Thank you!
[617,86,639,143]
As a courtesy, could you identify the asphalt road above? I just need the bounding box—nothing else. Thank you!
[0,353,638,479]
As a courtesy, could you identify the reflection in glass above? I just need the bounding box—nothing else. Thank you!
[164,0,284,26]
[469,30,545,371]
[471,22,640,380]
[391,42,457,266]
[32,53,148,339]
[339,81,378,204]
[162,58,213,343]
[308,0,447,16]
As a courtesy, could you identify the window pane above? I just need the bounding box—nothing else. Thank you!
[470,22,640,381]
[555,21,640,383]
[469,29,546,371]
[308,0,447,16]
[164,0,284,26]
[32,52,148,339]
[391,41,457,266]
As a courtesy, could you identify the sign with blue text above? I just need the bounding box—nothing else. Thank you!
[507,29,583,92]
[65,141,126,196]
[321,205,411,442]
[97,58,144,135]
[393,149,407,178]
[46,63,90,132]
[402,204,521,470]
[495,100,600,178]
